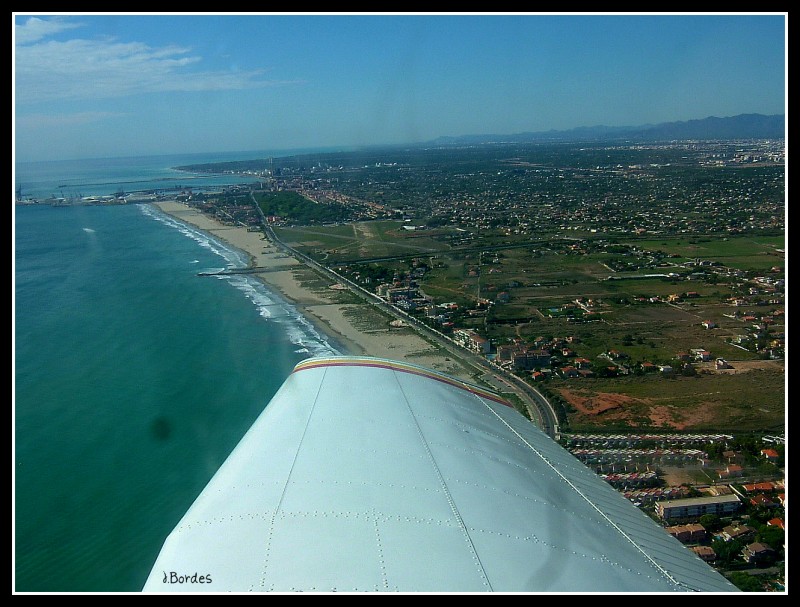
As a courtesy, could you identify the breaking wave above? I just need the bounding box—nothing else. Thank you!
[142,204,340,358]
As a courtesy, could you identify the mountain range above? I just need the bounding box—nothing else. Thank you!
[429,113,785,145]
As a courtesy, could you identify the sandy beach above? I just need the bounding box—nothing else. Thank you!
[153,201,481,382]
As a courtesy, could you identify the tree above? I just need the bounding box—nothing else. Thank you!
[711,538,746,566]
[699,514,722,532]
[727,571,766,592]
[756,525,785,551]
[705,442,727,461]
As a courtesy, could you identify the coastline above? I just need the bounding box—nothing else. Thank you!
[153,201,481,383]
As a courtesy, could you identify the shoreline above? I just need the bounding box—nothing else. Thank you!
[152,201,481,383]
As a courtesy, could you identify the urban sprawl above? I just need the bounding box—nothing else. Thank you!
[22,139,785,590]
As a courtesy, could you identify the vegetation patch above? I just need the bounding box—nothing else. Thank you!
[255,190,353,224]
[553,368,784,433]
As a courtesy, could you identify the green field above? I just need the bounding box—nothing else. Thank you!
[622,235,785,272]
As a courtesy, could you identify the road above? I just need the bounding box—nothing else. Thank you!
[251,191,560,438]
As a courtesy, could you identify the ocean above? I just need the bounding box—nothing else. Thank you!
[13,154,342,592]
[14,148,346,201]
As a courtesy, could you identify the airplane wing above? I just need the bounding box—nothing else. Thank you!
[143,356,738,593]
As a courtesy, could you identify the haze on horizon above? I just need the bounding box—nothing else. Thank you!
[13,12,787,163]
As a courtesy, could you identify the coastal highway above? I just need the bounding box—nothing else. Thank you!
[250,192,560,439]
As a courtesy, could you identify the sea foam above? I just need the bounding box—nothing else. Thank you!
[142,204,340,358]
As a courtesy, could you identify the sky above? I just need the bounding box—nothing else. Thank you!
[13,12,787,163]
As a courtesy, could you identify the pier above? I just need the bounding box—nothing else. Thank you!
[197,266,294,276]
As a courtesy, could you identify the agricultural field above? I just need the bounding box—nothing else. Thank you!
[275,220,455,264]
[277,220,783,371]
[622,235,785,272]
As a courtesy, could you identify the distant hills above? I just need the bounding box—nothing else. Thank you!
[429,113,785,145]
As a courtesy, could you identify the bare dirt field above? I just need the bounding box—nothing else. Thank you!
[556,387,722,430]
[555,359,784,431]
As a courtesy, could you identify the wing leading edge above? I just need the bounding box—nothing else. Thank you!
[143,356,738,593]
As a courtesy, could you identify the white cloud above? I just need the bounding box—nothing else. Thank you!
[14,16,83,45]
[14,18,300,104]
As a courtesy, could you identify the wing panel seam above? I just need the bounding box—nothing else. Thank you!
[257,366,328,591]
[392,370,494,591]
[474,394,690,590]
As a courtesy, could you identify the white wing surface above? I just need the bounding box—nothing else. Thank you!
[143,356,738,593]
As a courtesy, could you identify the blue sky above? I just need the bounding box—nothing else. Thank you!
[13,12,787,162]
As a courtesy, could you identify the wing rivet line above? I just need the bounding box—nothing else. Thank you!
[392,370,494,591]
[373,510,390,591]
[472,391,688,589]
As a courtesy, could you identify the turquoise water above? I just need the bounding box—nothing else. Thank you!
[14,199,340,591]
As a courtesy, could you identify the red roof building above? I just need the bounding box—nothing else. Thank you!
[761,448,780,460]
[749,495,774,508]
